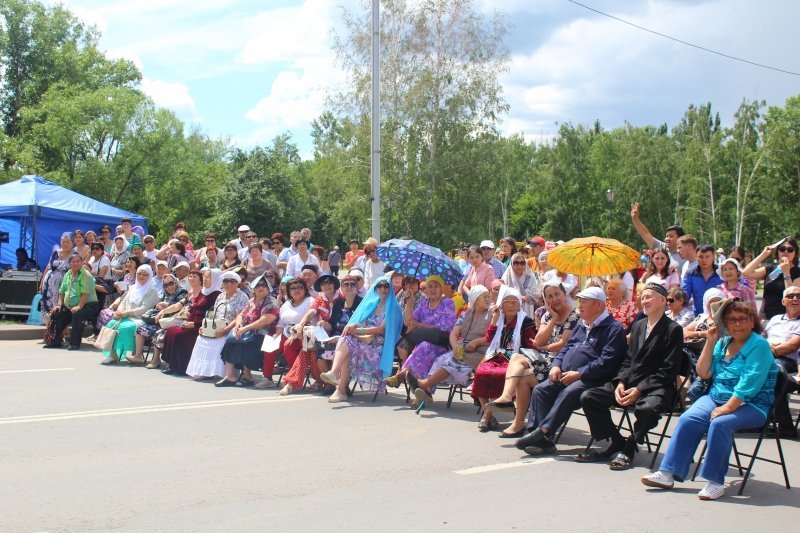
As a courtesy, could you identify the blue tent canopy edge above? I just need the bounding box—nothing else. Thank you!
[0,175,148,269]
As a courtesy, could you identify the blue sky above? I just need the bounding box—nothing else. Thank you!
[53,0,800,157]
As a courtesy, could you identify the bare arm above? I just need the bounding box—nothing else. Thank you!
[630,202,656,249]
[741,245,772,281]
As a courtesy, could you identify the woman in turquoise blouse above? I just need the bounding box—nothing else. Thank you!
[641,298,778,501]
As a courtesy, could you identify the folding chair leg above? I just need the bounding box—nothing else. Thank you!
[775,435,792,490]
[691,442,707,481]
[446,385,457,409]
[732,440,744,476]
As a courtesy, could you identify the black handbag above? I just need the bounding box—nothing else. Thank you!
[141,308,159,325]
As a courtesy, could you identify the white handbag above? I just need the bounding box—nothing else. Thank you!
[200,303,228,338]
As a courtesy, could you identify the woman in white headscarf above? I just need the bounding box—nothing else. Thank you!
[408,285,492,406]
[186,270,249,379]
[501,252,542,317]
[108,235,130,281]
[100,265,160,365]
[684,287,725,344]
[160,268,223,376]
[470,285,537,432]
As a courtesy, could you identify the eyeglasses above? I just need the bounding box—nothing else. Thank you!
[255,283,269,289]
[289,285,305,291]
[342,282,357,288]
[785,293,800,300]
[725,316,751,325]
[205,239,215,243]
[375,284,390,290]
[266,274,276,279]
[101,230,110,234]
[164,281,176,287]
[512,261,526,265]
[778,246,795,253]
[666,298,675,303]
[272,241,281,245]
[222,279,238,284]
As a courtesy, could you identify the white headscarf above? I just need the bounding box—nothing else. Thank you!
[202,268,224,296]
[486,285,527,355]
[501,252,540,315]
[702,287,725,318]
[113,235,129,254]
[126,265,155,306]
[468,285,489,309]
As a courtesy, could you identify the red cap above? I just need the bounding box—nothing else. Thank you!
[529,236,546,247]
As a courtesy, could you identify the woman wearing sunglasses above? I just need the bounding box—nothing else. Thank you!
[320,276,403,403]
[742,237,800,319]
[259,278,314,388]
[127,273,188,367]
[501,251,542,317]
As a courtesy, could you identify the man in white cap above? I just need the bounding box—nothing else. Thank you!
[173,261,191,291]
[231,225,250,251]
[480,239,506,278]
[347,268,367,297]
[154,260,169,295]
[515,285,627,456]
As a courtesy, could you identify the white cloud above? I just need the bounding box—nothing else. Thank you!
[141,77,199,121]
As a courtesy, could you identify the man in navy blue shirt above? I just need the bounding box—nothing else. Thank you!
[680,244,721,315]
[515,286,628,456]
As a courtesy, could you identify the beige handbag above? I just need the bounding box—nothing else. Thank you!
[158,315,185,329]
[201,303,229,338]
[93,320,120,351]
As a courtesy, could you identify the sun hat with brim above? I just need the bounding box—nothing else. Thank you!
[710,297,738,338]
[221,271,241,284]
[281,275,293,284]
[479,239,495,249]
[313,274,340,292]
[348,269,364,278]
[249,273,271,289]
[425,274,446,288]
[716,257,743,279]
[173,261,190,270]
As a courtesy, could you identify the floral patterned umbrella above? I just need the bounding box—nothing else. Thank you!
[546,236,640,276]
[376,239,464,286]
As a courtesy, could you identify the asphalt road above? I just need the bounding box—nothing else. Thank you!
[1,339,798,532]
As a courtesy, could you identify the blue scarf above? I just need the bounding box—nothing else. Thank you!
[347,275,403,377]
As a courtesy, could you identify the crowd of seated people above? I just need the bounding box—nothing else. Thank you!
[36,209,800,501]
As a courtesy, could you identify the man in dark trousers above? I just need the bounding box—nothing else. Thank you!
[577,282,684,470]
[515,286,628,456]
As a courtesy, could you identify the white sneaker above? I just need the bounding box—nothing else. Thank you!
[100,356,118,365]
[328,389,347,403]
[320,370,339,387]
[698,481,725,500]
[641,471,674,489]
[254,379,276,389]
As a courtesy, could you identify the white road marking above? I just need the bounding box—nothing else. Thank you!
[454,457,556,475]
[0,395,315,425]
[0,367,76,374]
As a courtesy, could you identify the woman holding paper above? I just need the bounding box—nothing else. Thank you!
[216,274,279,387]
[278,274,340,395]
[471,285,537,432]
[320,276,404,402]
[258,278,314,388]
[485,280,579,437]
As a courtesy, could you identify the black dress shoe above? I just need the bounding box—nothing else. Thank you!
[239,378,255,387]
[67,345,80,351]
[42,343,62,349]
[161,368,174,375]
[515,428,546,450]
[524,439,557,456]
[215,378,237,387]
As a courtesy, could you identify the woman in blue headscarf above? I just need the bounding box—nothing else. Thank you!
[320,275,403,403]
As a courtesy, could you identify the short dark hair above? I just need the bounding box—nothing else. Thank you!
[90,242,104,251]
[697,244,715,255]
[120,217,132,225]
[223,243,237,252]
[248,242,263,252]
[271,233,285,243]
[665,225,685,237]
[287,277,310,299]
[722,299,763,334]
[301,264,319,275]
[173,241,186,255]
[204,233,216,241]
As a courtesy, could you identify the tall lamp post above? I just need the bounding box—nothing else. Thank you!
[605,188,615,237]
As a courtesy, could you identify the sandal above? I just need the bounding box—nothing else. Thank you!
[609,452,633,471]
[383,375,401,388]
[239,378,255,387]
[478,419,490,432]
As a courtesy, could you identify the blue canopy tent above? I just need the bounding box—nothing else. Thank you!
[0,175,148,269]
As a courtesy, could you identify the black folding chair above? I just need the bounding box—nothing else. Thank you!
[645,350,694,469]
[692,367,791,495]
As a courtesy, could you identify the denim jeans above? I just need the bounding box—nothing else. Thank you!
[659,394,766,484]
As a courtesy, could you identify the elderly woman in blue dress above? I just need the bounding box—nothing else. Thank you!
[642,299,778,500]
[320,275,403,403]
[100,265,160,365]
[186,270,249,380]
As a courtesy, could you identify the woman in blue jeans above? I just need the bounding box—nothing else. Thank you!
[641,299,777,500]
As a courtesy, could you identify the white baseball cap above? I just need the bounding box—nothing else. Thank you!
[576,286,606,302]
[173,261,190,270]
[479,240,495,249]
[237,225,250,232]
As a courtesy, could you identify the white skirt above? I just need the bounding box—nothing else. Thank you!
[186,335,227,378]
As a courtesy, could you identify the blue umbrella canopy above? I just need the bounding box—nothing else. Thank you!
[376,239,464,286]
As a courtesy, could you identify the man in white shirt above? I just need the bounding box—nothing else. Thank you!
[277,231,301,272]
[360,241,386,288]
[677,235,698,280]
[230,225,250,251]
[142,235,159,262]
[238,231,261,261]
